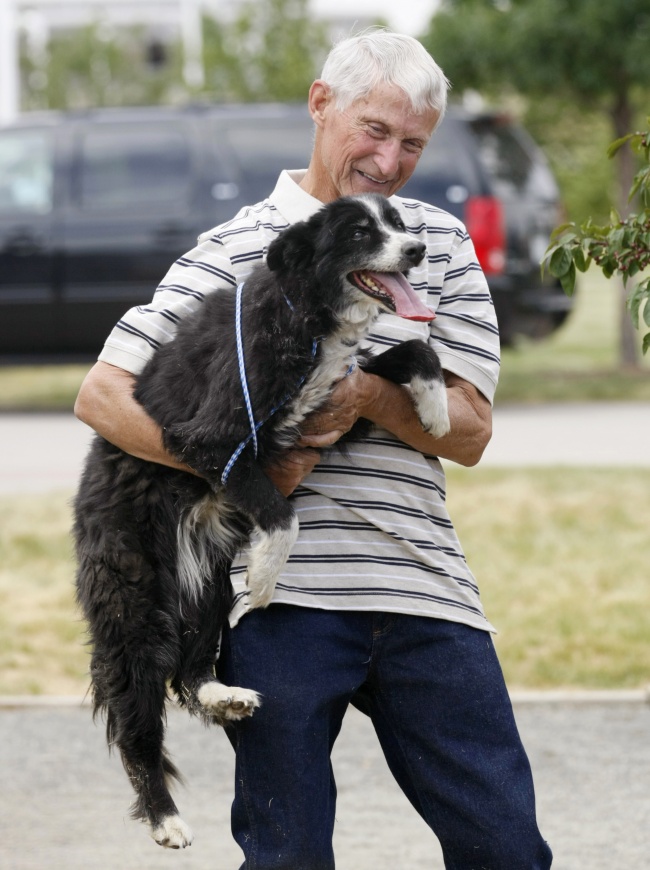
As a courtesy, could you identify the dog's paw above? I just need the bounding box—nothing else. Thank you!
[197,681,261,722]
[151,815,193,849]
[410,376,450,439]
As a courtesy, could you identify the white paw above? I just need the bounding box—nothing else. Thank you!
[246,515,299,609]
[151,815,193,849]
[197,681,261,721]
[411,376,450,438]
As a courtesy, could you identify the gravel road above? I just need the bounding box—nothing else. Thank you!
[1,696,649,869]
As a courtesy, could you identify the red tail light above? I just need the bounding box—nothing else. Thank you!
[464,196,506,275]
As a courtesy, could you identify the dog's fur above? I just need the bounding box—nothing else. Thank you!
[74,193,449,848]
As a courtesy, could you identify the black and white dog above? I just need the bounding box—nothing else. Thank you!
[73,193,449,848]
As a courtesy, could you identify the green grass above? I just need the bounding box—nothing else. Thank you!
[0,491,87,696]
[496,271,650,404]
[445,466,650,690]
[0,363,92,411]
[0,272,649,411]
[1,469,650,695]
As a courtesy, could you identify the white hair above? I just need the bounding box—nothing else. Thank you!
[320,29,450,126]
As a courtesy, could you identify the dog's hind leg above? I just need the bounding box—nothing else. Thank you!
[78,548,193,848]
[362,339,450,438]
[219,460,299,609]
[171,565,260,724]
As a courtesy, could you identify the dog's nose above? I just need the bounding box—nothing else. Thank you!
[403,241,426,265]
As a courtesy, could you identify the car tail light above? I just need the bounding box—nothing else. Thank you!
[464,196,506,275]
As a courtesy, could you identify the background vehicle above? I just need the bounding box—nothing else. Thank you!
[0,103,570,359]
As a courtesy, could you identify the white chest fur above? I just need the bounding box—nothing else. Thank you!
[275,301,379,445]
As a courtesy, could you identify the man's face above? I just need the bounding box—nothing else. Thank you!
[306,81,439,203]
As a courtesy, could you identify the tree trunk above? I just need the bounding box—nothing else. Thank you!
[611,94,639,369]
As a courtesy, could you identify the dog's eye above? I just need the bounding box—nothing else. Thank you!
[352,229,369,240]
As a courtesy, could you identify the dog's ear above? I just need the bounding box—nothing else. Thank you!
[266,221,315,274]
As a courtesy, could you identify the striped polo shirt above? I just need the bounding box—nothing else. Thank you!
[99,170,500,632]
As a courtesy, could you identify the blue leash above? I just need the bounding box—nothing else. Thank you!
[235,280,258,460]
[221,283,318,486]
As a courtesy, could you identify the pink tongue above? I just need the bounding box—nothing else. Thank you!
[369,271,436,322]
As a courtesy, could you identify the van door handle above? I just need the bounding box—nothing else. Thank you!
[3,229,44,256]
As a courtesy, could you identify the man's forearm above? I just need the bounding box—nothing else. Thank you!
[74,362,196,473]
[299,367,492,467]
[360,371,492,467]
[75,361,318,493]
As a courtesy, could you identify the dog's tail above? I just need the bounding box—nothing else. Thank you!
[176,492,245,604]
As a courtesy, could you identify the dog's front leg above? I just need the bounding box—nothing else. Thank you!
[219,458,299,609]
[361,339,450,438]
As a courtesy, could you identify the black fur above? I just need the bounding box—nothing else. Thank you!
[73,193,448,847]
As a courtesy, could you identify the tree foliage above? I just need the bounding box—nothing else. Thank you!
[19,0,328,110]
[202,0,328,102]
[543,125,650,354]
[21,24,184,110]
[422,0,650,366]
[424,0,650,103]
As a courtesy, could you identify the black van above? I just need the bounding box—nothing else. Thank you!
[0,103,570,358]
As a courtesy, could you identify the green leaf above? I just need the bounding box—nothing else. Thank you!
[628,261,640,280]
[559,261,576,296]
[607,133,635,159]
[643,332,650,355]
[573,247,590,273]
[549,246,573,278]
[549,222,577,241]
[602,261,615,279]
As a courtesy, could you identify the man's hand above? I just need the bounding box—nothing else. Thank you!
[298,367,373,448]
[265,448,322,496]
[297,366,492,468]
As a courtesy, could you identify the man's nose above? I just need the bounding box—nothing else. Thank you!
[373,138,401,177]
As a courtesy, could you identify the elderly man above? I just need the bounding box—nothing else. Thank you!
[76,30,551,870]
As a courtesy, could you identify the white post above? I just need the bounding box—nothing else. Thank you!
[180,0,204,90]
[0,0,20,124]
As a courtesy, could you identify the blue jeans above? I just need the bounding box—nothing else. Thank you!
[218,605,552,869]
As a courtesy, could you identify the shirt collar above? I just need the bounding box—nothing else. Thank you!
[269,170,323,223]
[268,169,407,225]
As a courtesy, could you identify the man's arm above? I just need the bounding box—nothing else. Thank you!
[74,361,321,493]
[298,367,492,467]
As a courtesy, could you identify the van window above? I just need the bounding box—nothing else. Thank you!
[78,125,192,209]
[0,130,53,214]
[218,119,314,199]
[469,119,533,193]
[410,119,481,190]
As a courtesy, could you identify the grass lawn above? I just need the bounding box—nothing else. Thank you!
[445,466,650,690]
[496,272,650,404]
[1,468,649,696]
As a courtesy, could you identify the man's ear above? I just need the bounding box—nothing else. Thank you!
[307,80,332,129]
[266,221,314,274]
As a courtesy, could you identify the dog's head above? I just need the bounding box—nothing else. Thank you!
[266,194,434,322]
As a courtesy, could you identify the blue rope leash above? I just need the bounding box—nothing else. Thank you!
[235,281,258,460]
[221,283,318,486]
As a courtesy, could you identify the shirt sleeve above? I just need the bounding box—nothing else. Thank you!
[98,234,239,375]
[430,224,501,405]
